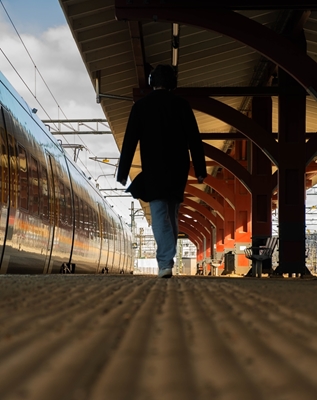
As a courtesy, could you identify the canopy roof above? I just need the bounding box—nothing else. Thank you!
[59,1,317,226]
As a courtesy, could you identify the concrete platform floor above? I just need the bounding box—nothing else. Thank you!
[1,274,317,400]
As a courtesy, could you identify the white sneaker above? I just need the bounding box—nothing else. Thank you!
[158,268,172,278]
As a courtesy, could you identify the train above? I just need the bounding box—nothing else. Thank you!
[0,71,133,274]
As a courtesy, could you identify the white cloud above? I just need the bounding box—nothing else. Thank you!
[0,14,137,224]
[1,22,101,118]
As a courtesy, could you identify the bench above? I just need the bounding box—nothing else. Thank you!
[244,237,278,278]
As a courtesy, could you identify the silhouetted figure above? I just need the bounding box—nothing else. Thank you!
[117,64,207,278]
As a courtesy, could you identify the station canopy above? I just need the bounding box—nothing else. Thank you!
[59,0,317,224]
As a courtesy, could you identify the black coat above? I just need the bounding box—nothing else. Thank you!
[117,89,207,202]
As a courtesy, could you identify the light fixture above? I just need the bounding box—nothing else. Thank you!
[172,23,179,67]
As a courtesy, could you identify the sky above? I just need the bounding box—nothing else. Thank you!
[0,0,147,228]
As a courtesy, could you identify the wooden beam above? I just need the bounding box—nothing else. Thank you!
[115,0,317,10]
[128,21,148,88]
[133,86,306,99]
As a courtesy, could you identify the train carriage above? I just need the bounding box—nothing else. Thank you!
[0,71,133,275]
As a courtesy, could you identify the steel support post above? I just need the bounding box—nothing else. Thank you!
[250,97,274,273]
[276,68,307,275]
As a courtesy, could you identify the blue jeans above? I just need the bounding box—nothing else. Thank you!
[150,200,180,270]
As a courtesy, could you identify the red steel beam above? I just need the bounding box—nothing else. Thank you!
[179,214,210,239]
[179,205,213,235]
[203,143,252,193]
[185,184,224,220]
[178,223,203,246]
[183,198,217,228]
[190,97,279,166]
[188,167,235,209]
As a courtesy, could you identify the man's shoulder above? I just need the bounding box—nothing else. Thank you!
[133,92,154,108]
[133,90,190,108]
[173,93,189,106]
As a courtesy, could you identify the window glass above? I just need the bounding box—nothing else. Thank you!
[41,167,49,220]
[59,182,66,222]
[74,194,79,229]
[65,186,72,225]
[83,202,89,237]
[18,145,28,210]
[30,156,39,215]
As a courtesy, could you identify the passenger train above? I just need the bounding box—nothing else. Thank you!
[0,72,133,274]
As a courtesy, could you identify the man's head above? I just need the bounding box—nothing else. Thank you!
[148,64,177,90]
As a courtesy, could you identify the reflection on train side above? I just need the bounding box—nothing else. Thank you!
[0,72,133,274]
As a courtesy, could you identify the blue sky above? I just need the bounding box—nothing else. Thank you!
[2,0,66,34]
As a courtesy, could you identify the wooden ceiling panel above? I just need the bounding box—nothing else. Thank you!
[88,52,135,72]
[66,0,113,18]
[81,30,131,53]
[59,0,317,222]
[85,42,132,64]
[72,10,116,31]
[76,21,127,42]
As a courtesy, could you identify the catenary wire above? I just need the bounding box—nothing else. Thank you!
[0,0,109,182]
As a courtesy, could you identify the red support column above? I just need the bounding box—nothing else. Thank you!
[196,246,204,274]
[205,232,212,260]
[223,173,235,253]
[234,176,252,275]
[205,230,213,275]
[215,214,224,258]
[250,96,274,273]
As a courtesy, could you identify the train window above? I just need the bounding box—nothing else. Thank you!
[59,181,66,222]
[103,216,109,242]
[83,202,89,237]
[30,156,39,215]
[79,198,84,231]
[110,217,115,242]
[8,134,17,208]
[89,208,97,240]
[65,186,72,225]
[88,206,93,239]
[74,194,79,229]
[0,126,8,204]
[94,209,100,239]
[41,167,49,220]
[18,145,28,210]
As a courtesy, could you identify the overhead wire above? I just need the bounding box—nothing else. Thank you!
[0,48,53,121]
[0,0,109,182]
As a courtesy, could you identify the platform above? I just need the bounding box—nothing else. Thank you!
[1,274,317,400]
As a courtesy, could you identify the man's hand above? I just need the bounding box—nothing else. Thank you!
[197,176,204,184]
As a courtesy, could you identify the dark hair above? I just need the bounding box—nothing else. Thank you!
[148,64,177,90]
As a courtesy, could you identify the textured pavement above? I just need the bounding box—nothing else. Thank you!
[1,274,317,400]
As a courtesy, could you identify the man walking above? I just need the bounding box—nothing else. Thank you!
[117,64,207,278]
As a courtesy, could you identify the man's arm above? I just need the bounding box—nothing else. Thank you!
[116,104,140,185]
[185,103,207,180]
[197,175,205,184]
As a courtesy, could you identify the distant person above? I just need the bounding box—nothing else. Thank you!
[196,262,203,276]
[117,64,207,278]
